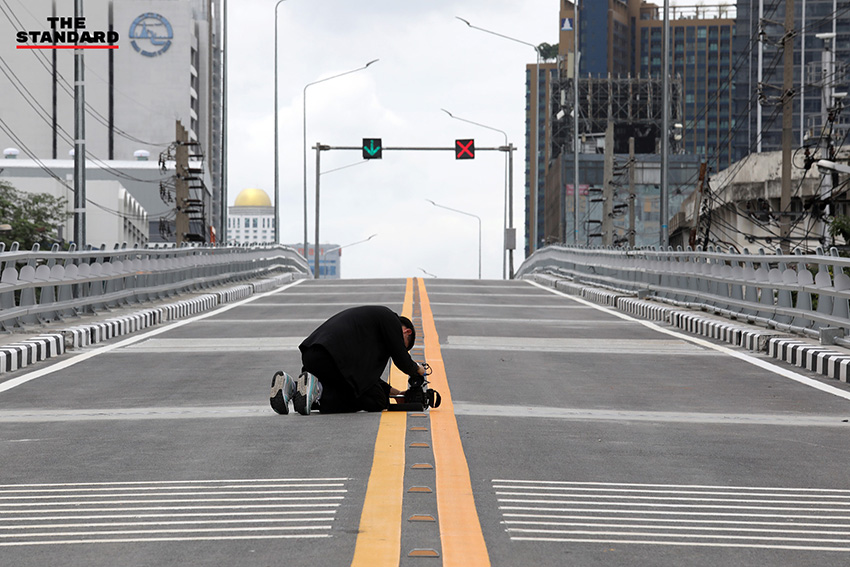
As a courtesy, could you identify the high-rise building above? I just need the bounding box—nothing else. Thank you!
[636,3,736,171]
[0,0,224,245]
[733,0,849,162]
[525,61,559,256]
[531,1,737,251]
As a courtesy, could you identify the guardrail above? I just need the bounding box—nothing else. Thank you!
[517,244,850,344]
[0,242,311,332]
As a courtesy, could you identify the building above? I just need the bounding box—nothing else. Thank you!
[227,188,274,244]
[0,0,223,245]
[0,156,162,247]
[733,0,850,162]
[669,151,836,252]
[536,1,737,251]
[526,61,559,256]
[294,243,341,279]
[636,3,736,171]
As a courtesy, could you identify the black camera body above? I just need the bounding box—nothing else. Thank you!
[403,362,441,410]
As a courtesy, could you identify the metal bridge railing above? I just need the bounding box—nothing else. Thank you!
[0,242,311,332]
[518,244,850,343]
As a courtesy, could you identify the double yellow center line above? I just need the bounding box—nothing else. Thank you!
[351,278,490,566]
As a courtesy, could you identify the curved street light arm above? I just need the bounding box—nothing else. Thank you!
[455,16,540,55]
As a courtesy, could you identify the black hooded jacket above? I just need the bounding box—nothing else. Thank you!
[299,306,419,396]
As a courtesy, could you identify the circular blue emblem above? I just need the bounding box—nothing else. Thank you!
[129,13,173,57]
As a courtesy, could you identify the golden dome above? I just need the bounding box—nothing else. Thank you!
[234,188,272,207]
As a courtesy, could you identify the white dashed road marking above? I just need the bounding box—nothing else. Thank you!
[494,480,850,551]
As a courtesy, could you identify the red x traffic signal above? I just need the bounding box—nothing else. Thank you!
[455,139,475,160]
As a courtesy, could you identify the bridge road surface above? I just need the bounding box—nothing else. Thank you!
[2,278,850,566]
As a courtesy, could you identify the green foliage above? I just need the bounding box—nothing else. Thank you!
[537,42,559,61]
[0,179,69,250]
[829,215,850,243]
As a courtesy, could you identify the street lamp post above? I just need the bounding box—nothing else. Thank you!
[321,233,378,259]
[456,17,541,255]
[441,109,512,280]
[303,60,378,257]
[273,0,288,245]
[427,199,481,279]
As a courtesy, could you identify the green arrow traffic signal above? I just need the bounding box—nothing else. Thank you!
[362,138,382,159]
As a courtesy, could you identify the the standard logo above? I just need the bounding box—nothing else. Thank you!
[16,16,119,49]
[129,13,172,57]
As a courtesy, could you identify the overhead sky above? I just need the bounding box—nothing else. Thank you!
[227,0,728,280]
[228,0,558,280]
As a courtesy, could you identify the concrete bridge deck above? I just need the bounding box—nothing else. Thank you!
[2,277,850,566]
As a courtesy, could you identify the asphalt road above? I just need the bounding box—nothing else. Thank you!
[2,277,850,566]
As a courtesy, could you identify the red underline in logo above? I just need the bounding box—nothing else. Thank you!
[16,45,119,49]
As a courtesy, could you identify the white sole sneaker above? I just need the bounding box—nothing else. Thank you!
[270,371,295,415]
[293,372,319,415]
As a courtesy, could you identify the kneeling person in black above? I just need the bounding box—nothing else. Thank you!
[269,305,424,415]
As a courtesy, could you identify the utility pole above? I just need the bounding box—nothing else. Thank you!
[573,1,581,246]
[73,0,86,248]
[175,121,190,246]
[660,0,671,248]
[602,73,614,247]
[689,162,708,249]
[779,0,795,252]
[507,143,515,278]
[602,121,614,246]
[818,32,836,241]
[628,137,636,248]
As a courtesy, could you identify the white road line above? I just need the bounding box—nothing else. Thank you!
[430,302,583,308]
[495,492,850,505]
[0,534,332,546]
[433,317,625,324]
[117,337,303,352]
[528,280,850,402]
[0,511,334,520]
[0,476,347,547]
[0,482,346,493]
[1,518,334,529]
[0,279,305,394]
[0,406,270,422]
[0,497,345,508]
[0,526,332,538]
[492,482,850,494]
[454,402,850,426]
[493,479,850,492]
[240,302,387,308]
[507,527,850,544]
[503,521,850,536]
[0,504,340,513]
[0,490,347,500]
[499,506,850,520]
[494,478,850,550]
[0,477,347,487]
[509,536,850,551]
[442,336,715,355]
[502,515,850,528]
[497,499,850,512]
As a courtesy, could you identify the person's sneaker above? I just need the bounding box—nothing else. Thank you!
[269,371,296,415]
[293,372,320,415]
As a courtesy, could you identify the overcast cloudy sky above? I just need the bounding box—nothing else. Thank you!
[227,0,559,279]
[227,0,726,280]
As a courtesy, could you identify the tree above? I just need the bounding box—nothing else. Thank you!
[537,42,559,62]
[0,179,69,250]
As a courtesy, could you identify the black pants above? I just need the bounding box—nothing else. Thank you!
[300,345,390,413]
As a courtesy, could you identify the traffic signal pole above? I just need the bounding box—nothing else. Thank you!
[312,142,515,279]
